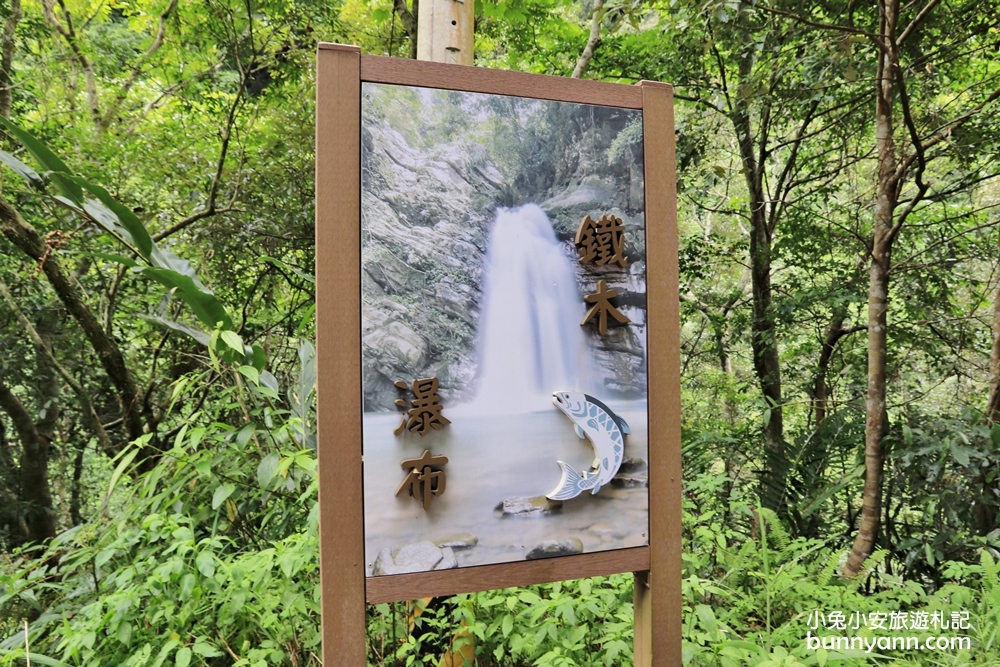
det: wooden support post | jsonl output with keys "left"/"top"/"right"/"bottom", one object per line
{"left": 316, "top": 42, "right": 367, "bottom": 666}
{"left": 640, "top": 79, "right": 682, "bottom": 666}
{"left": 417, "top": 0, "right": 474, "bottom": 65}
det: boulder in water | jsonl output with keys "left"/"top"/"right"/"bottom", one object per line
{"left": 496, "top": 495, "right": 563, "bottom": 516}
{"left": 371, "top": 541, "right": 458, "bottom": 576}
{"left": 525, "top": 538, "right": 584, "bottom": 560}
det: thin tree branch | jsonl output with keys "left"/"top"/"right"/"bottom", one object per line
{"left": 98, "top": 0, "right": 178, "bottom": 131}
{"left": 897, "top": 0, "right": 943, "bottom": 44}
{"left": 153, "top": 90, "right": 243, "bottom": 242}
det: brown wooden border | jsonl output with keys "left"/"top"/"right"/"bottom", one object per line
{"left": 317, "top": 43, "right": 681, "bottom": 666}
{"left": 358, "top": 51, "right": 643, "bottom": 108}
{"left": 366, "top": 547, "right": 649, "bottom": 604}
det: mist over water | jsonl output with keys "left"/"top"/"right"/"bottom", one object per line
{"left": 468, "top": 204, "right": 590, "bottom": 414}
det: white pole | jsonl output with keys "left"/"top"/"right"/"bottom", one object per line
{"left": 417, "top": 0, "right": 474, "bottom": 65}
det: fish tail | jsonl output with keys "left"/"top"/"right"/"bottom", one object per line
{"left": 546, "top": 461, "right": 587, "bottom": 501}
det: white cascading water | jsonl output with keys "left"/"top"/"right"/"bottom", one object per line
{"left": 468, "top": 204, "right": 590, "bottom": 414}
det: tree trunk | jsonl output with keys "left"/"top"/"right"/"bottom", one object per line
{"left": 844, "top": 4, "right": 898, "bottom": 575}
{"left": 986, "top": 235, "right": 1000, "bottom": 423}
{"left": 0, "top": 376, "right": 57, "bottom": 542}
{"left": 393, "top": 0, "right": 419, "bottom": 59}
{"left": 732, "top": 83, "right": 784, "bottom": 459}
{"left": 813, "top": 315, "right": 845, "bottom": 426}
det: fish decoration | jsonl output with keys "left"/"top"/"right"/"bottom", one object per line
{"left": 547, "top": 391, "right": 631, "bottom": 501}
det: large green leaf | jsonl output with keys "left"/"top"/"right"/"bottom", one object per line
{"left": 0, "top": 149, "right": 45, "bottom": 189}
{"left": 141, "top": 267, "right": 233, "bottom": 330}
{"left": 0, "top": 116, "right": 82, "bottom": 203}
{"left": 71, "top": 177, "right": 153, "bottom": 260}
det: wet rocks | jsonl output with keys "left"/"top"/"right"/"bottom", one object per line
{"left": 526, "top": 538, "right": 584, "bottom": 560}
{"left": 611, "top": 471, "right": 648, "bottom": 488}
{"left": 619, "top": 457, "right": 647, "bottom": 473}
{"left": 434, "top": 532, "right": 479, "bottom": 550}
{"left": 496, "top": 496, "right": 563, "bottom": 517}
{"left": 372, "top": 541, "right": 458, "bottom": 576}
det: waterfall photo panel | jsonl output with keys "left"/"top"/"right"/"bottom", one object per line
{"left": 359, "top": 81, "right": 650, "bottom": 578}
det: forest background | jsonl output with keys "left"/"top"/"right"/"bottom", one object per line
{"left": 0, "top": 0, "right": 998, "bottom": 665}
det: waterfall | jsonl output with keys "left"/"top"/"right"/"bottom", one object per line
{"left": 469, "top": 204, "right": 590, "bottom": 414}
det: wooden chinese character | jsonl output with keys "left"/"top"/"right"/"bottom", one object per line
{"left": 581, "top": 279, "right": 630, "bottom": 335}
{"left": 575, "top": 214, "right": 628, "bottom": 268}
{"left": 395, "top": 449, "right": 448, "bottom": 510}
{"left": 394, "top": 377, "right": 451, "bottom": 436}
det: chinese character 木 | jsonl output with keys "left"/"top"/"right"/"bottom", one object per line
{"left": 395, "top": 449, "right": 448, "bottom": 511}
{"left": 575, "top": 214, "right": 628, "bottom": 268}
{"left": 394, "top": 377, "right": 451, "bottom": 436}
{"left": 581, "top": 279, "right": 630, "bottom": 335}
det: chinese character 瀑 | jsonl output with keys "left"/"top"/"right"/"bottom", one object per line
{"left": 575, "top": 214, "right": 628, "bottom": 268}
{"left": 395, "top": 449, "right": 448, "bottom": 511}
{"left": 868, "top": 612, "right": 888, "bottom": 630}
{"left": 581, "top": 279, "right": 630, "bottom": 336}
{"left": 806, "top": 609, "right": 826, "bottom": 631}
{"left": 889, "top": 611, "right": 909, "bottom": 631}
{"left": 951, "top": 610, "right": 970, "bottom": 630}
{"left": 827, "top": 611, "right": 846, "bottom": 630}
{"left": 848, "top": 611, "right": 867, "bottom": 630}
{"left": 910, "top": 611, "right": 929, "bottom": 630}
{"left": 394, "top": 377, "right": 451, "bottom": 436}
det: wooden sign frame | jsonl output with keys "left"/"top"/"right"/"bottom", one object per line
{"left": 315, "top": 42, "right": 681, "bottom": 666}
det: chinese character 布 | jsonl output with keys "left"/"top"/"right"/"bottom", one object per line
{"left": 395, "top": 449, "right": 448, "bottom": 511}
{"left": 394, "top": 377, "right": 451, "bottom": 436}
{"left": 581, "top": 280, "right": 630, "bottom": 336}
{"left": 575, "top": 214, "right": 628, "bottom": 268}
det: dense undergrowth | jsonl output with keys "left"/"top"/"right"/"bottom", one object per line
{"left": 1, "top": 373, "right": 998, "bottom": 666}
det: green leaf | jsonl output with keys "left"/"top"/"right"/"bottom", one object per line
{"left": 951, "top": 444, "right": 971, "bottom": 467}
{"left": 195, "top": 551, "right": 215, "bottom": 578}
{"left": 220, "top": 330, "right": 244, "bottom": 353}
{"left": 104, "top": 446, "right": 140, "bottom": 505}
{"left": 141, "top": 267, "right": 233, "bottom": 330}
{"left": 257, "top": 452, "right": 280, "bottom": 488}
{"left": 192, "top": 642, "right": 222, "bottom": 658}
{"left": 991, "top": 424, "right": 1000, "bottom": 450}
{"left": 238, "top": 365, "right": 259, "bottom": 385}
{"left": 17, "top": 655, "right": 69, "bottom": 667}
{"left": 0, "top": 117, "right": 82, "bottom": 203}
{"left": 175, "top": 646, "right": 192, "bottom": 667}
{"left": 71, "top": 177, "right": 153, "bottom": 259}
{"left": 212, "top": 483, "right": 236, "bottom": 510}
{"left": 251, "top": 344, "right": 267, "bottom": 371}
{"left": 94, "top": 252, "right": 140, "bottom": 268}
{"left": 0, "top": 149, "right": 45, "bottom": 189}
{"left": 139, "top": 315, "right": 211, "bottom": 346}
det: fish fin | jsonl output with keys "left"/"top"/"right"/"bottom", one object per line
{"left": 590, "top": 483, "right": 602, "bottom": 496}
{"left": 546, "top": 461, "right": 584, "bottom": 501}
{"left": 618, "top": 417, "right": 631, "bottom": 435}
{"left": 575, "top": 424, "right": 586, "bottom": 439}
